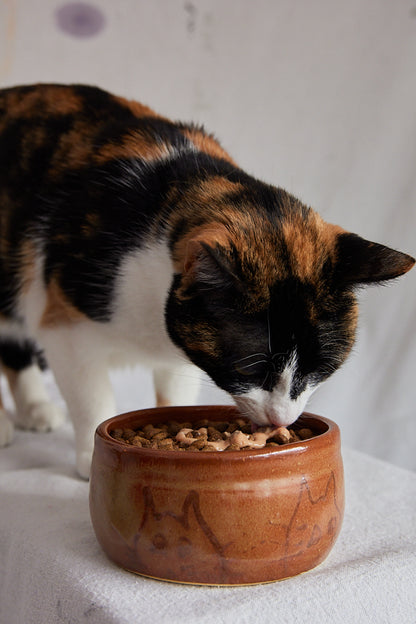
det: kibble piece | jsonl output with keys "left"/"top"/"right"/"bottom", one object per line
{"left": 149, "top": 428, "right": 164, "bottom": 438}
{"left": 207, "top": 427, "right": 223, "bottom": 441}
{"left": 225, "top": 422, "right": 239, "bottom": 434}
{"left": 122, "top": 428, "right": 136, "bottom": 441}
{"left": 158, "top": 438, "right": 175, "bottom": 449}
{"left": 189, "top": 439, "right": 207, "bottom": 450}
{"left": 112, "top": 428, "right": 124, "bottom": 439}
{"left": 214, "top": 422, "right": 229, "bottom": 433}
{"left": 273, "top": 427, "right": 291, "bottom": 444}
{"left": 152, "top": 431, "right": 169, "bottom": 441}
{"left": 167, "top": 421, "right": 182, "bottom": 436}
{"left": 131, "top": 436, "right": 144, "bottom": 447}
{"left": 142, "top": 424, "right": 157, "bottom": 439}
{"left": 298, "top": 428, "right": 314, "bottom": 440}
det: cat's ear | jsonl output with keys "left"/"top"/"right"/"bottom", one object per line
{"left": 177, "top": 226, "right": 238, "bottom": 294}
{"left": 336, "top": 232, "right": 415, "bottom": 286}
{"left": 183, "top": 238, "right": 237, "bottom": 289}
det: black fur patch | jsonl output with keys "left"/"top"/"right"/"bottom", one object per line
{"left": 0, "top": 338, "right": 39, "bottom": 371}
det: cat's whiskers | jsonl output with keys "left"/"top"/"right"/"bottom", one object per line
{"left": 233, "top": 352, "right": 269, "bottom": 365}
{"left": 235, "top": 360, "right": 269, "bottom": 372}
{"left": 166, "top": 372, "right": 215, "bottom": 389}
{"left": 267, "top": 308, "right": 272, "bottom": 355}
{"left": 271, "top": 352, "right": 288, "bottom": 360}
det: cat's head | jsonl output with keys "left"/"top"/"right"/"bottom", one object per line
{"left": 166, "top": 182, "right": 414, "bottom": 426}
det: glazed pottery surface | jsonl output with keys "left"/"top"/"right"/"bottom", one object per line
{"left": 89, "top": 405, "right": 344, "bottom": 585}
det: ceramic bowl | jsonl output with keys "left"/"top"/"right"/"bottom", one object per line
{"left": 89, "top": 405, "right": 344, "bottom": 585}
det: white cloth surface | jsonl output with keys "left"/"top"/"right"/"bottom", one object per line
{"left": 1, "top": 420, "right": 416, "bottom": 624}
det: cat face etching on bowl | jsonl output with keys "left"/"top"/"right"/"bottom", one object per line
{"left": 282, "top": 472, "right": 342, "bottom": 571}
{"left": 130, "top": 487, "right": 229, "bottom": 582}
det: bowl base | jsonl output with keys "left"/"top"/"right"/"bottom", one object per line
{"left": 121, "top": 565, "right": 310, "bottom": 587}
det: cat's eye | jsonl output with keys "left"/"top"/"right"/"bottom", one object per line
{"left": 234, "top": 363, "right": 258, "bottom": 376}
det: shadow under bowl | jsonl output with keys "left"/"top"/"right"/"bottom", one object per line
{"left": 89, "top": 405, "right": 344, "bottom": 585}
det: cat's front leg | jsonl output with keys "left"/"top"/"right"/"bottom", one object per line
{"left": 40, "top": 326, "right": 116, "bottom": 479}
{"left": 3, "top": 364, "right": 65, "bottom": 432}
{"left": 0, "top": 400, "right": 14, "bottom": 447}
{"left": 153, "top": 364, "right": 201, "bottom": 408}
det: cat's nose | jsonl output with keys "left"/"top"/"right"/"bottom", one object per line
{"left": 265, "top": 406, "right": 298, "bottom": 428}
{"left": 232, "top": 393, "right": 300, "bottom": 427}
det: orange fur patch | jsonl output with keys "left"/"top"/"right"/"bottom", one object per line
{"left": 176, "top": 321, "right": 219, "bottom": 359}
{"left": 18, "top": 239, "right": 37, "bottom": 294}
{"left": 195, "top": 176, "right": 243, "bottom": 204}
{"left": 282, "top": 213, "right": 345, "bottom": 281}
{"left": 81, "top": 212, "right": 101, "bottom": 237}
{"left": 41, "top": 278, "right": 87, "bottom": 327}
{"left": 38, "top": 86, "right": 82, "bottom": 115}
{"left": 183, "top": 128, "right": 236, "bottom": 166}
{"left": 1, "top": 86, "right": 82, "bottom": 121}
{"left": 48, "top": 123, "right": 96, "bottom": 175}
{"left": 113, "top": 95, "right": 163, "bottom": 120}
{"left": 95, "top": 130, "right": 170, "bottom": 164}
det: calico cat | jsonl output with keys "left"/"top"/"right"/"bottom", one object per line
{"left": 0, "top": 84, "right": 414, "bottom": 478}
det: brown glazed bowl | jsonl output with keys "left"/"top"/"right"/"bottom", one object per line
{"left": 89, "top": 405, "right": 344, "bottom": 585}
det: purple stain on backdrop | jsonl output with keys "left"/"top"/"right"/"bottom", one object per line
{"left": 55, "top": 2, "right": 106, "bottom": 39}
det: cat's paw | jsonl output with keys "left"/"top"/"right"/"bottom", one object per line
{"left": 15, "top": 401, "right": 65, "bottom": 432}
{"left": 0, "top": 410, "right": 14, "bottom": 447}
{"left": 76, "top": 449, "right": 93, "bottom": 480}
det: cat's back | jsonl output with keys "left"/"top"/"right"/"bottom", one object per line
{"left": 0, "top": 83, "right": 233, "bottom": 180}
{"left": 0, "top": 83, "right": 162, "bottom": 127}
{"left": 0, "top": 83, "right": 173, "bottom": 177}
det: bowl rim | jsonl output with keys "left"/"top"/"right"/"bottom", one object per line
{"left": 94, "top": 405, "right": 339, "bottom": 462}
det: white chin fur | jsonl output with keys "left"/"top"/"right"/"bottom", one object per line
{"left": 233, "top": 384, "right": 316, "bottom": 427}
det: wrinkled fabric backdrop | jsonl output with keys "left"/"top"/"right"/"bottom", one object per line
{"left": 1, "top": 0, "right": 415, "bottom": 469}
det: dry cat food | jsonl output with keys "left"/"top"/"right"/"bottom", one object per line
{"left": 110, "top": 417, "right": 317, "bottom": 452}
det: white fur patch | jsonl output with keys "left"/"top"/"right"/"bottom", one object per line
{"left": 110, "top": 241, "right": 192, "bottom": 368}
{"left": 233, "top": 353, "right": 317, "bottom": 427}
{"left": 10, "top": 364, "right": 65, "bottom": 432}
